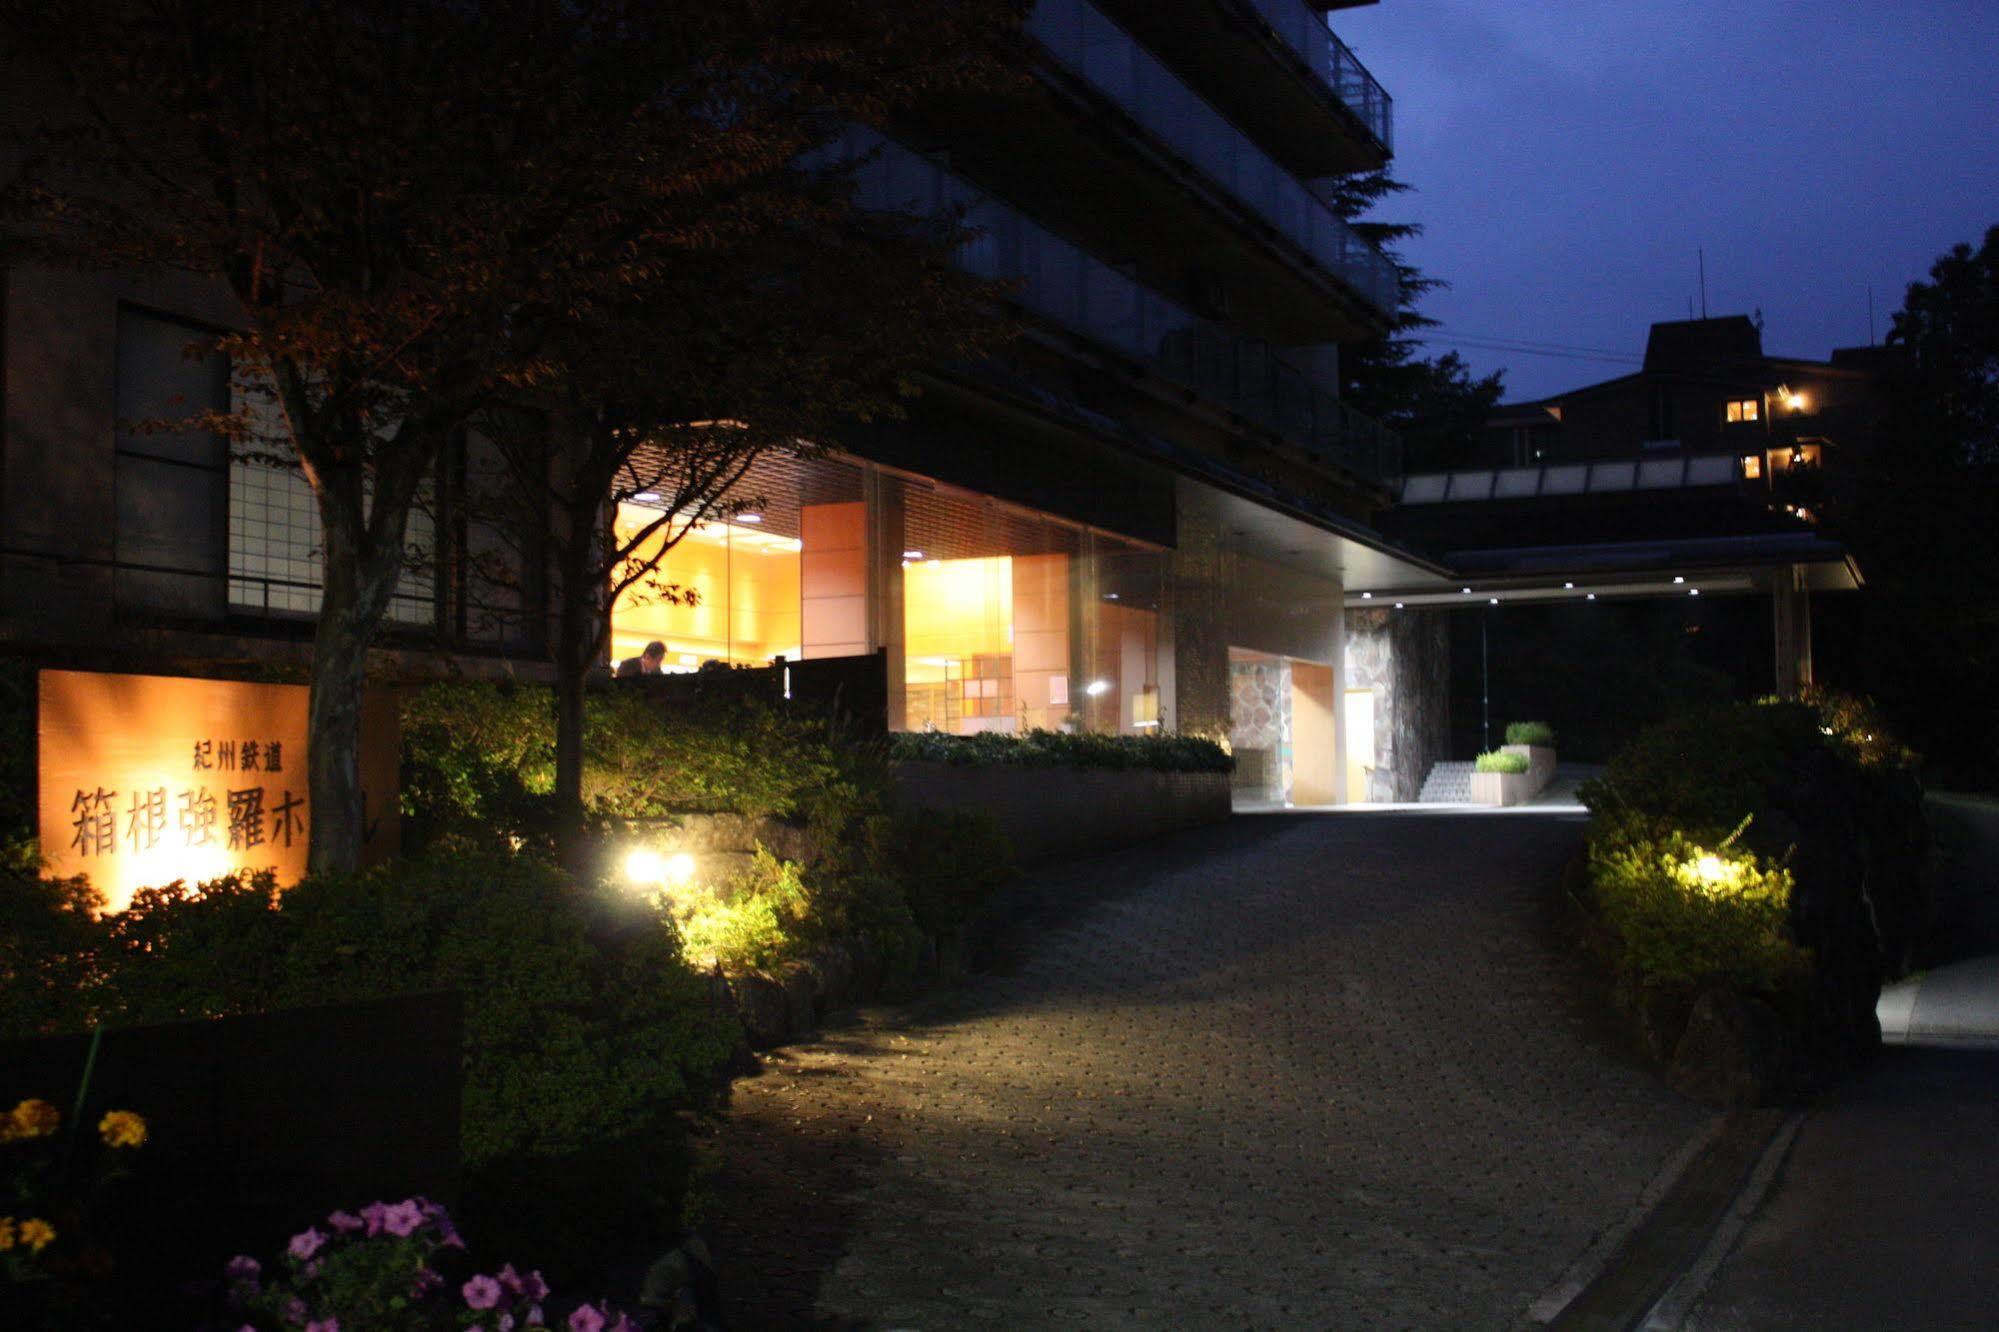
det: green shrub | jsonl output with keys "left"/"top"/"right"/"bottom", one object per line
{"left": 675, "top": 848, "right": 811, "bottom": 972}
{"left": 1578, "top": 701, "right": 1834, "bottom": 841}
{"left": 401, "top": 682, "right": 891, "bottom": 851}
{"left": 885, "top": 807, "right": 1015, "bottom": 938}
{"left": 58, "top": 847, "right": 740, "bottom": 1275}
{"left": 0, "top": 846, "right": 106, "bottom": 1040}
{"left": 887, "top": 728, "right": 1232, "bottom": 773}
{"left": 0, "top": 657, "right": 32, "bottom": 842}
{"left": 1505, "top": 720, "right": 1556, "bottom": 747}
{"left": 1474, "top": 750, "right": 1530, "bottom": 774}
{"left": 91, "top": 852, "right": 734, "bottom": 1167}
{"left": 1586, "top": 820, "right": 1807, "bottom": 992}
{"left": 1771, "top": 686, "right": 1917, "bottom": 771}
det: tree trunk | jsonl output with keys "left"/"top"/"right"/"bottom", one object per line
{"left": 552, "top": 546, "right": 593, "bottom": 851}
{"left": 304, "top": 440, "right": 427, "bottom": 876}
{"left": 547, "top": 428, "right": 614, "bottom": 856}
{"left": 306, "top": 515, "right": 406, "bottom": 875}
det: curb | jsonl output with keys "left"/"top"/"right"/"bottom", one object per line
{"left": 1531, "top": 1109, "right": 1796, "bottom": 1331}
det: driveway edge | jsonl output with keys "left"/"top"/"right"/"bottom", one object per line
{"left": 1532, "top": 1109, "right": 1795, "bottom": 1331}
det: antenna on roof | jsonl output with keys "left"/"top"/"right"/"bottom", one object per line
{"left": 1867, "top": 284, "right": 1877, "bottom": 346}
{"left": 1697, "top": 248, "right": 1708, "bottom": 320}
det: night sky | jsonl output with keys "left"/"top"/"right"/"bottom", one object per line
{"left": 1330, "top": 2, "right": 1999, "bottom": 401}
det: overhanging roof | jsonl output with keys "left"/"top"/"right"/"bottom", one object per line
{"left": 1344, "top": 530, "right": 1862, "bottom": 608}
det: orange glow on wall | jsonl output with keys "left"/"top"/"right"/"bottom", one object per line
{"left": 38, "top": 670, "right": 314, "bottom": 912}
{"left": 904, "top": 557, "right": 1014, "bottom": 665}
{"left": 610, "top": 503, "right": 802, "bottom": 669}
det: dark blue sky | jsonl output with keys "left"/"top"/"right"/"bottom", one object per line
{"left": 1330, "top": 2, "right": 1999, "bottom": 401}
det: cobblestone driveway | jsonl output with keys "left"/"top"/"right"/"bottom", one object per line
{"left": 709, "top": 813, "right": 1710, "bottom": 1330}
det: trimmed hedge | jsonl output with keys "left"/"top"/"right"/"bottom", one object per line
{"left": 401, "top": 682, "right": 886, "bottom": 847}
{"left": 1474, "top": 750, "right": 1530, "bottom": 775}
{"left": 1504, "top": 720, "right": 1556, "bottom": 747}
{"left": 887, "top": 728, "right": 1232, "bottom": 773}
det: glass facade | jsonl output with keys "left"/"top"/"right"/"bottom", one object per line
{"left": 605, "top": 454, "right": 1170, "bottom": 739}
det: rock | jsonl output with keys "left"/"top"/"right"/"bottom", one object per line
{"left": 811, "top": 941, "right": 855, "bottom": 1012}
{"left": 779, "top": 960, "right": 818, "bottom": 1039}
{"left": 1669, "top": 989, "right": 1784, "bottom": 1107}
{"left": 1632, "top": 983, "right": 1694, "bottom": 1063}
{"left": 730, "top": 971, "right": 789, "bottom": 1049}
{"left": 640, "top": 1249, "right": 695, "bottom": 1307}
{"left": 665, "top": 1285, "right": 704, "bottom": 1330}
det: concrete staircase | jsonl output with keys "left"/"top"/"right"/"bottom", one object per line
{"left": 1417, "top": 760, "right": 1475, "bottom": 804}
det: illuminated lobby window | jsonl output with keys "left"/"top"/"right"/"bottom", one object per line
{"left": 607, "top": 452, "right": 862, "bottom": 670}
{"left": 899, "top": 481, "right": 1164, "bottom": 736}
{"left": 1725, "top": 397, "right": 1760, "bottom": 424}
{"left": 610, "top": 505, "right": 803, "bottom": 670}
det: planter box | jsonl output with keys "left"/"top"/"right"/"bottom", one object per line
{"left": 1470, "top": 769, "right": 1535, "bottom": 806}
{"left": 1501, "top": 743, "right": 1558, "bottom": 795}
{"left": 894, "top": 761, "right": 1231, "bottom": 866}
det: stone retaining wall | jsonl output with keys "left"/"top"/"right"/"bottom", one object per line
{"left": 892, "top": 761, "right": 1232, "bottom": 865}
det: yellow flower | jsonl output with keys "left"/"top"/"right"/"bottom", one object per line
{"left": 0, "top": 1217, "right": 16, "bottom": 1251}
{"left": 8, "top": 1099, "right": 61, "bottom": 1140}
{"left": 18, "top": 1218, "right": 55, "bottom": 1254}
{"left": 98, "top": 1109, "right": 148, "bottom": 1149}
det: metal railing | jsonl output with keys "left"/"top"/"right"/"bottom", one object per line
{"left": 1027, "top": 0, "right": 1398, "bottom": 315}
{"left": 1240, "top": 0, "right": 1394, "bottom": 154}
{"left": 840, "top": 129, "right": 1402, "bottom": 485}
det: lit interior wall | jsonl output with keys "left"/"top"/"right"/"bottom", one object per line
{"left": 609, "top": 502, "right": 802, "bottom": 669}
{"left": 801, "top": 501, "right": 867, "bottom": 658}
{"left": 904, "top": 555, "right": 1016, "bottom": 732}
{"left": 1012, "top": 553, "right": 1071, "bottom": 731}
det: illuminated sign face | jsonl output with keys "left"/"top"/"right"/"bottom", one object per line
{"left": 39, "top": 670, "right": 314, "bottom": 911}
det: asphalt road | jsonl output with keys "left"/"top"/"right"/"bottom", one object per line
{"left": 708, "top": 812, "right": 1713, "bottom": 1330}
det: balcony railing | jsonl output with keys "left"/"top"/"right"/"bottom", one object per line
{"left": 1026, "top": 0, "right": 1399, "bottom": 317}
{"left": 1240, "top": 0, "right": 1394, "bottom": 154}
{"left": 839, "top": 129, "right": 1402, "bottom": 486}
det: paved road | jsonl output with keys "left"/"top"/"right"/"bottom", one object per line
{"left": 709, "top": 813, "right": 1712, "bottom": 1330}
{"left": 1675, "top": 794, "right": 1999, "bottom": 1331}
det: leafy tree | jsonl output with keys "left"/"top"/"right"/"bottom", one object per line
{"left": 473, "top": 166, "right": 1015, "bottom": 840}
{"left": 1826, "top": 225, "right": 1999, "bottom": 782}
{"left": 1325, "top": 170, "right": 1504, "bottom": 472}
{"left": 0, "top": 0, "right": 1025, "bottom": 870}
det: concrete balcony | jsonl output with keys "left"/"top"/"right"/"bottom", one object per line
{"left": 1090, "top": 0, "right": 1392, "bottom": 178}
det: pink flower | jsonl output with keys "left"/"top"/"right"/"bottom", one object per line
{"left": 521, "top": 1270, "right": 550, "bottom": 1302}
{"left": 327, "top": 1210, "right": 364, "bottom": 1234}
{"left": 359, "top": 1201, "right": 390, "bottom": 1236}
{"left": 463, "top": 1274, "right": 505, "bottom": 1310}
{"left": 607, "top": 1316, "right": 635, "bottom": 1332}
{"left": 287, "top": 1227, "right": 327, "bottom": 1261}
{"left": 567, "top": 1305, "right": 605, "bottom": 1332}
{"left": 305, "top": 1321, "right": 339, "bottom": 1332}
{"left": 415, "top": 1196, "right": 466, "bottom": 1247}
{"left": 224, "top": 1254, "right": 261, "bottom": 1283}
{"left": 382, "top": 1199, "right": 425, "bottom": 1237}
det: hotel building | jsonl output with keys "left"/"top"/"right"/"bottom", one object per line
{"left": 5, "top": 0, "right": 1470, "bottom": 823}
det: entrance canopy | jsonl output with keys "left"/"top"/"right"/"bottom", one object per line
{"left": 1343, "top": 530, "right": 1861, "bottom": 609}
